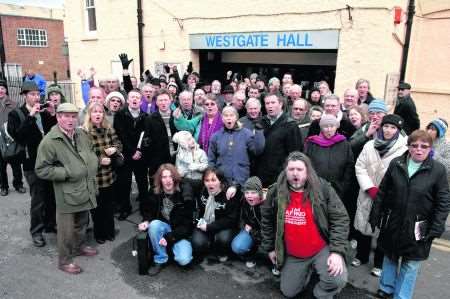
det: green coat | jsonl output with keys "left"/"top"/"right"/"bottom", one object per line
{"left": 35, "top": 126, "right": 98, "bottom": 213}
{"left": 260, "top": 171, "right": 350, "bottom": 267}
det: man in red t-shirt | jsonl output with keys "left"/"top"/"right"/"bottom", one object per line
{"left": 261, "top": 151, "right": 350, "bottom": 298}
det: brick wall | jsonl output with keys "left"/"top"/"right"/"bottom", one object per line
{"left": 1, "top": 15, "right": 69, "bottom": 80}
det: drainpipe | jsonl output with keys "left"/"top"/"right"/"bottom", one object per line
{"left": 399, "top": 0, "right": 415, "bottom": 82}
{"left": 137, "top": 0, "right": 145, "bottom": 81}
{"left": 0, "top": 16, "right": 6, "bottom": 77}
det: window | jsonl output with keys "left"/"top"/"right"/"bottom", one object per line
{"left": 17, "top": 28, "right": 48, "bottom": 47}
{"left": 85, "top": 0, "right": 97, "bottom": 32}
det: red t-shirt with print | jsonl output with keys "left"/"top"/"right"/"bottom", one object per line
{"left": 284, "top": 191, "right": 326, "bottom": 258}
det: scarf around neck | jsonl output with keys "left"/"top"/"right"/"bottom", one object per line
{"left": 306, "top": 132, "right": 346, "bottom": 148}
{"left": 374, "top": 129, "right": 399, "bottom": 157}
{"left": 198, "top": 112, "right": 223, "bottom": 153}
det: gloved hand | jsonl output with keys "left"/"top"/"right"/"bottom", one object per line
{"left": 119, "top": 53, "right": 133, "bottom": 69}
{"left": 187, "top": 61, "right": 193, "bottom": 73}
{"left": 366, "top": 187, "right": 379, "bottom": 200}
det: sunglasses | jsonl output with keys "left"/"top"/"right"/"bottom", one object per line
{"left": 409, "top": 144, "right": 430, "bottom": 149}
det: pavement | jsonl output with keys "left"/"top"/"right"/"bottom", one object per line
{"left": 1, "top": 179, "right": 449, "bottom": 299}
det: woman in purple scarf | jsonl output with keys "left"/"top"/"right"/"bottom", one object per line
{"left": 305, "top": 114, "right": 354, "bottom": 200}
{"left": 198, "top": 95, "right": 223, "bottom": 153}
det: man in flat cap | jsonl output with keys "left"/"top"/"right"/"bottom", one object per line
{"left": 394, "top": 82, "right": 420, "bottom": 135}
{"left": 35, "top": 103, "right": 99, "bottom": 274}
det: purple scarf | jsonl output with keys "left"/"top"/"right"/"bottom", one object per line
{"left": 198, "top": 112, "right": 223, "bottom": 153}
{"left": 305, "top": 132, "right": 346, "bottom": 149}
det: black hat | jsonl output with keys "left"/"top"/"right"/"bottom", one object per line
{"left": 223, "top": 84, "right": 234, "bottom": 94}
{"left": 21, "top": 81, "right": 39, "bottom": 94}
{"left": 150, "top": 78, "right": 160, "bottom": 86}
{"left": 381, "top": 114, "right": 404, "bottom": 130}
{"left": 0, "top": 78, "right": 7, "bottom": 95}
{"left": 398, "top": 82, "right": 411, "bottom": 90}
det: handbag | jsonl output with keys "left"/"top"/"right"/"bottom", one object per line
{"left": 110, "top": 151, "right": 124, "bottom": 169}
{"left": 0, "top": 122, "right": 24, "bottom": 161}
{"left": 133, "top": 231, "right": 152, "bottom": 275}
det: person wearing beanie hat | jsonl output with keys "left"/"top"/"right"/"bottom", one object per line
{"left": 41, "top": 84, "right": 66, "bottom": 134}
{"left": 353, "top": 113, "right": 408, "bottom": 276}
{"left": 0, "top": 77, "right": 25, "bottom": 197}
{"left": 319, "top": 114, "right": 340, "bottom": 129}
{"left": 231, "top": 175, "right": 265, "bottom": 268}
{"left": 104, "top": 91, "right": 125, "bottom": 125}
{"left": 260, "top": 151, "right": 350, "bottom": 295}
{"left": 368, "top": 99, "right": 388, "bottom": 114}
{"left": 394, "top": 82, "right": 420, "bottom": 135}
{"left": 427, "top": 118, "right": 450, "bottom": 184}
{"left": 46, "top": 84, "right": 66, "bottom": 103}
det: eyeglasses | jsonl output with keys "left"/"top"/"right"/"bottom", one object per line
{"left": 204, "top": 102, "right": 216, "bottom": 106}
{"left": 409, "top": 144, "right": 430, "bottom": 149}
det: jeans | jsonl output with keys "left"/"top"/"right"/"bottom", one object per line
{"left": 231, "top": 230, "right": 254, "bottom": 255}
{"left": 148, "top": 220, "right": 192, "bottom": 266}
{"left": 380, "top": 256, "right": 421, "bottom": 299}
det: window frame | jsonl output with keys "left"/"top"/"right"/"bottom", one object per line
{"left": 17, "top": 28, "right": 48, "bottom": 48}
{"left": 85, "top": 0, "right": 97, "bottom": 35}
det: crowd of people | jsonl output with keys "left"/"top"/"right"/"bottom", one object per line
{"left": 0, "top": 53, "right": 449, "bottom": 299}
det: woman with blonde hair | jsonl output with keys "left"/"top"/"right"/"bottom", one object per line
{"left": 83, "top": 102, "right": 122, "bottom": 244}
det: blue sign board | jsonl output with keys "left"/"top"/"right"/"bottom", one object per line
{"left": 189, "top": 30, "right": 339, "bottom": 50}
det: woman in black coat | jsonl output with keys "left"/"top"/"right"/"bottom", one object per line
{"left": 305, "top": 114, "right": 354, "bottom": 200}
{"left": 369, "top": 130, "right": 450, "bottom": 299}
{"left": 191, "top": 167, "right": 241, "bottom": 262}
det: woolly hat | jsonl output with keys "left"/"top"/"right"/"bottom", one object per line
{"left": 223, "top": 84, "right": 234, "bottom": 94}
{"left": 381, "top": 114, "right": 404, "bottom": 130}
{"left": 167, "top": 82, "right": 178, "bottom": 90}
{"left": 243, "top": 176, "right": 263, "bottom": 197}
{"left": 21, "top": 81, "right": 39, "bottom": 94}
{"left": 368, "top": 99, "right": 388, "bottom": 113}
{"left": 319, "top": 114, "right": 340, "bottom": 128}
{"left": 172, "top": 130, "right": 195, "bottom": 149}
{"left": 105, "top": 91, "right": 125, "bottom": 106}
{"left": 46, "top": 84, "right": 65, "bottom": 102}
{"left": 428, "top": 118, "right": 448, "bottom": 139}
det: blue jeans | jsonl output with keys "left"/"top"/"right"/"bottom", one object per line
{"left": 380, "top": 256, "right": 421, "bottom": 299}
{"left": 148, "top": 220, "right": 192, "bottom": 266}
{"left": 231, "top": 230, "right": 254, "bottom": 255}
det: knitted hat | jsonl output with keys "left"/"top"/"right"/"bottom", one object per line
{"left": 243, "top": 176, "right": 263, "bottom": 197}
{"left": 368, "top": 99, "right": 388, "bottom": 113}
{"left": 381, "top": 114, "right": 404, "bottom": 130}
{"left": 105, "top": 91, "right": 125, "bottom": 106}
{"left": 172, "top": 130, "right": 195, "bottom": 149}
{"left": 319, "top": 114, "right": 340, "bottom": 128}
{"left": 21, "top": 81, "right": 39, "bottom": 94}
{"left": 46, "top": 84, "right": 65, "bottom": 102}
{"left": 428, "top": 118, "right": 448, "bottom": 138}
{"left": 167, "top": 82, "right": 178, "bottom": 90}
{"left": 223, "top": 84, "right": 234, "bottom": 94}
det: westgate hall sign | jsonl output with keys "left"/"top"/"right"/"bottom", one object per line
{"left": 189, "top": 30, "right": 339, "bottom": 50}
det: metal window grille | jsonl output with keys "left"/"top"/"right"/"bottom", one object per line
{"left": 17, "top": 28, "right": 48, "bottom": 47}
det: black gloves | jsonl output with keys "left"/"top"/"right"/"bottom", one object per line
{"left": 119, "top": 53, "right": 133, "bottom": 70}
{"left": 187, "top": 61, "right": 193, "bottom": 74}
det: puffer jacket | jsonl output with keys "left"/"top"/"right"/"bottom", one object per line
{"left": 260, "top": 171, "right": 350, "bottom": 267}
{"left": 354, "top": 135, "right": 407, "bottom": 235}
{"left": 208, "top": 125, "right": 265, "bottom": 187}
{"left": 369, "top": 152, "right": 450, "bottom": 261}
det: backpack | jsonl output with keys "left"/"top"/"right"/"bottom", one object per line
{"left": 0, "top": 109, "right": 26, "bottom": 161}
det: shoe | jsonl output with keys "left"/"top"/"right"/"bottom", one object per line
{"left": 106, "top": 236, "right": 115, "bottom": 242}
{"left": 371, "top": 267, "right": 382, "bottom": 277}
{"left": 351, "top": 258, "right": 361, "bottom": 267}
{"left": 59, "top": 263, "right": 82, "bottom": 274}
{"left": 245, "top": 260, "right": 256, "bottom": 268}
{"left": 15, "top": 186, "right": 26, "bottom": 194}
{"left": 271, "top": 265, "right": 280, "bottom": 276}
{"left": 118, "top": 210, "right": 131, "bottom": 221}
{"left": 0, "top": 188, "right": 8, "bottom": 196}
{"left": 79, "top": 246, "right": 98, "bottom": 256}
{"left": 148, "top": 263, "right": 165, "bottom": 276}
{"left": 376, "top": 289, "right": 393, "bottom": 299}
{"left": 44, "top": 227, "right": 57, "bottom": 234}
{"left": 32, "top": 234, "right": 46, "bottom": 247}
{"left": 218, "top": 255, "right": 228, "bottom": 263}
{"left": 96, "top": 239, "right": 106, "bottom": 244}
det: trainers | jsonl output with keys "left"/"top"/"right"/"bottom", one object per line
{"left": 371, "top": 267, "right": 382, "bottom": 277}
{"left": 218, "top": 255, "right": 228, "bottom": 263}
{"left": 351, "top": 258, "right": 361, "bottom": 267}
{"left": 0, "top": 188, "right": 8, "bottom": 196}
{"left": 245, "top": 260, "right": 256, "bottom": 268}
{"left": 271, "top": 265, "right": 280, "bottom": 276}
{"left": 148, "top": 263, "right": 165, "bottom": 276}
{"left": 376, "top": 289, "right": 393, "bottom": 299}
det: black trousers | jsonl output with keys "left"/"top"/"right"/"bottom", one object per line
{"left": 116, "top": 158, "right": 148, "bottom": 213}
{"left": 91, "top": 185, "right": 115, "bottom": 240}
{"left": 355, "top": 231, "right": 384, "bottom": 268}
{"left": 42, "top": 180, "right": 56, "bottom": 230}
{"left": 0, "top": 154, "right": 24, "bottom": 190}
{"left": 24, "top": 170, "right": 46, "bottom": 236}
{"left": 191, "top": 228, "right": 234, "bottom": 257}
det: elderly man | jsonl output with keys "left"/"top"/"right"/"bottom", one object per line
{"left": 268, "top": 77, "right": 281, "bottom": 95}
{"left": 261, "top": 152, "right": 349, "bottom": 298}
{"left": 79, "top": 87, "right": 106, "bottom": 123}
{"left": 355, "top": 79, "right": 375, "bottom": 105}
{"left": 342, "top": 88, "right": 359, "bottom": 115}
{"left": 308, "top": 95, "right": 355, "bottom": 138}
{"left": 290, "top": 98, "right": 310, "bottom": 125}
{"left": 287, "top": 84, "right": 302, "bottom": 110}
{"left": 394, "top": 82, "right": 420, "bottom": 135}
{"left": 35, "top": 103, "right": 99, "bottom": 274}
{"left": 232, "top": 90, "right": 247, "bottom": 118}
{"left": 239, "top": 97, "right": 262, "bottom": 131}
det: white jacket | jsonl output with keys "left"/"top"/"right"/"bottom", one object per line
{"left": 354, "top": 134, "right": 408, "bottom": 235}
